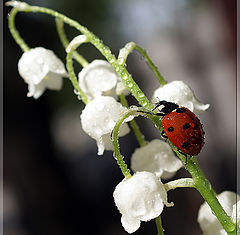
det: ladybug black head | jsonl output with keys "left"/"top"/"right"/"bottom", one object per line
{"left": 153, "top": 100, "right": 179, "bottom": 116}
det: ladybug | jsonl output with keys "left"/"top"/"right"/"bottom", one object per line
{"left": 153, "top": 100, "right": 205, "bottom": 156}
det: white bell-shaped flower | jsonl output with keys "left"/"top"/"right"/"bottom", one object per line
{"left": 80, "top": 96, "right": 131, "bottom": 155}
{"left": 152, "top": 80, "right": 209, "bottom": 113}
{"left": 113, "top": 171, "right": 173, "bottom": 234}
{"left": 197, "top": 191, "right": 240, "bottom": 235}
{"left": 78, "top": 59, "right": 129, "bottom": 100}
{"left": 18, "top": 47, "right": 68, "bottom": 99}
{"left": 131, "top": 139, "right": 182, "bottom": 179}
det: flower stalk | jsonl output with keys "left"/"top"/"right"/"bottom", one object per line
{"left": 55, "top": 19, "right": 89, "bottom": 68}
{"left": 8, "top": 8, "right": 30, "bottom": 52}
{"left": 119, "top": 94, "right": 147, "bottom": 147}
{"left": 66, "top": 49, "right": 89, "bottom": 104}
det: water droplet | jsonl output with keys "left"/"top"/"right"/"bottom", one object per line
{"left": 118, "top": 58, "right": 124, "bottom": 65}
{"left": 122, "top": 74, "right": 128, "bottom": 80}
{"left": 115, "top": 67, "right": 120, "bottom": 72}
{"left": 112, "top": 152, "right": 117, "bottom": 160}
{"left": 110, "top": 59, "right": 115, "bottom": 63}
{"left": 77, "top": 95, "right": 82, "bottom": 100}
{"left": 74, "top": 89, "right": 79, "bottom": 95}
{"left": 142, "top": 101, "right": 147, "bottom": 107}
{"left": 128, "top": 82, "right": 133, "bottom": 88}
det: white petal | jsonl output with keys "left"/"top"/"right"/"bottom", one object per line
{"left": 113, "top": 171, "right": 171, "bottom": 233}
{"left": 131, "top": 139, "right": 182, "bottom": 178}
{"left": 197, "top": 191, "right": 240, "bottom": 235}
{"left": 152, "top": 80, "right": 209, "bottom": 113}
{"left": 18, "top": 47, "right": 67, "bottom": 85}
{"left": 121, "top": 215, "right": 140, "bottom": 234}
{"left": 45, "top": 72, "right": 63, "bottom": 90}
{"left": 27, "top": 83, "right": 45, "bottom": 99}
{"left": 80, "top": 96, "right": 130, "bottom": 155}
{"left": 78, "top": 60, "right": 121, "bottom": 100}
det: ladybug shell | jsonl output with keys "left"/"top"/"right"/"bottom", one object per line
{"left": 162, "top": 108, "right": 204, "bottom": 156}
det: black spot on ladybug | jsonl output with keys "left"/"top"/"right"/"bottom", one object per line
{"left": 168, "top": 126, "right": 174, "bottom": 132}
{"left": 181, "top": 142, "right": 190, "bottom": 148}
{"left": 176, "top": 108, "right": 186, "bottom": 113}
{"left": 183, "top": 123, "right": 190, "bottom": 130}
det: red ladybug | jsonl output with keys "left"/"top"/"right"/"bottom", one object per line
{"left": 153, "top": 100, "right": 205, "bottom": 156}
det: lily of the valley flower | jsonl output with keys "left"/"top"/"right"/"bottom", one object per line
{"left": 113, "top": 171, "right": 173, "bottom": 234}
{"left": 80, "top": 96, "right": 131, "bottom": 155}
{"left": 197, "top": 191, "right": 240, "bottom": 235}
{"left": 18, "top": 47, "right": 68, "bottom": 99}
{"left": 131, "top": 139, "right": 182, "bottom": 179}
{"left": 78, "top": 59, "right": 129, "bottom": 100}
{"left": 152, "top": 80, "right": 209, "bottom": 113}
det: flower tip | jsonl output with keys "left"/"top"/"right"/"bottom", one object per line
{"left": 66, "top": 35, "right": 88, "bottom": 53}
{"left": 5, "top": 1, "right": 29, "bottom": 10}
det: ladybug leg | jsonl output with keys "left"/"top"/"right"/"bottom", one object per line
{"left": 161, "top": 130, "right": 168, "bottom": 141}
{"left": 177, "top": 149, "right": 188, "bottom": 165}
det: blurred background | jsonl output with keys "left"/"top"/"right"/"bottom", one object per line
{"left": 3, "top": 0, "right": 236, "bottom": 234}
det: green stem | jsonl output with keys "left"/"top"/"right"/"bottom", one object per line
{"left": 10, "top": 3, "right": 152, "bottom": 109}
{"left": 119, "top": 94, "right": 147, "bottom": 147}
{"left": 112, "top": 110, "right": 136, "bottom": 179}
{"left": 155, "top": 215, "right": 164, "bottom": 235}
{"left": 8, "top": 8, "right": 30, "bottom": 52}
{"left": 134, "top": 45, "right": 167, "bottom": 86}
{"left": 55, "top": 19, "right": 88, "bottom": 67}
{"left": 66, "top": 51, "right": 89, "bottom": 104}
{"left": 171, "top": 145, "right": 236, "bottom": 234}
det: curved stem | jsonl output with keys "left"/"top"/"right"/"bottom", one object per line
{"left": 118, "top": 42, "right": 167, "bottom": 86}
{"left": 112, "top": 107, "right": 152, "bottom": 178}
{"left": 55, "top": 19, "right": 88, "bottom": 67}
{"left": 66, "top": 51, "right": 89, "bottom": 104}
{"left": 134, "top": 45, "right": 166, "bottom": 85}
{"left": 112, "top": 110, "right": 135, "bottom": 179}
{"left": 8, "top": 8, "right": 30, "bottom": 52}
{"left": 119, "top": 94, "right": 147, "bottom": 147}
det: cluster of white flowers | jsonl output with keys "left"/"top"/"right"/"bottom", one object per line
{"left": 17, "top": 44, "right": 213, "bottom": 234}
